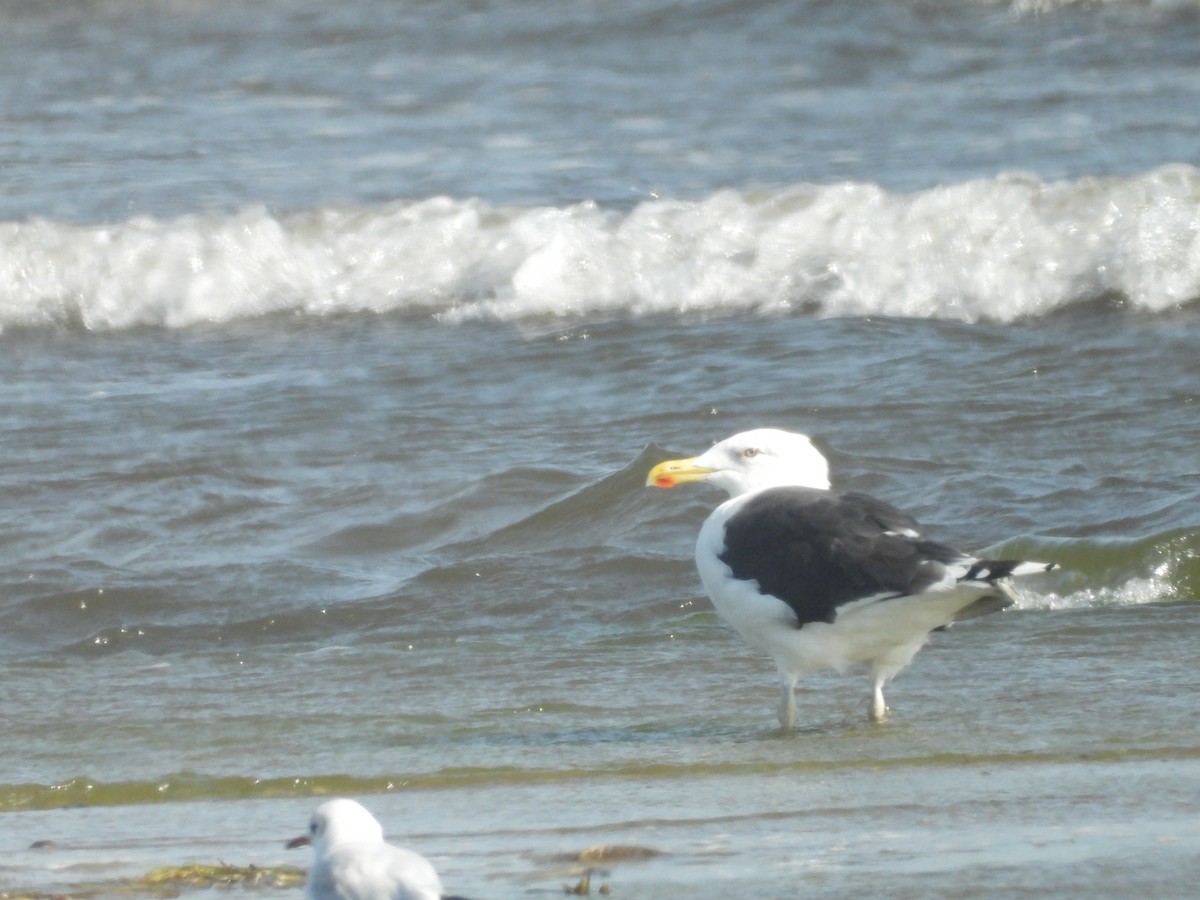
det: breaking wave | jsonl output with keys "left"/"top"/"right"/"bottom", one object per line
{"left": 3, "top": 166, "right": 1199, "bottom": 332}
{"left": 996, "top": 526, "right": 1200, "bottom": 611}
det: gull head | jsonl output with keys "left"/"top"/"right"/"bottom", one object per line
{"left": 647, "top": 428, "right": 831, "bottom": 498}
{"left": 287, "top": 798, "right": 385, "bottom": 853}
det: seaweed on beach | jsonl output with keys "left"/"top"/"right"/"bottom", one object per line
{"left": 0, "top": 862, "right": 305, "bottom": 900}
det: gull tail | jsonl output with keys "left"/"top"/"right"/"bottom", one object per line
{"left": 961, "top": 559, "right": 1058, "bottom": 583}
{"left": 943, "top": 557, "right": 1059, "bottom": 626}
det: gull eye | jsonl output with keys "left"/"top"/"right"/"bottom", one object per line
{"left": 309, "top": 820, "right": 318, "bottom": 835}
{"left": 741, "top": 448, "right": 760, "bottom": 459}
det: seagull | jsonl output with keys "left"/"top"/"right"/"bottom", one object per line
{"left": 647, "top": 428, "right": 1056, "bottom": 727}
{"left": 287, "top": 798, "right": 463, "bottom": 900}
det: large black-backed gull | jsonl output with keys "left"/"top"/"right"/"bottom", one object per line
{"left": 288, "top": 798, "right": 466, "bottom": 900}
{"left": 647, "top": 428, "right": 1056, "bottom": 727}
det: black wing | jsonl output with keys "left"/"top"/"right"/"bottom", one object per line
{"left": 717, "top": 486, "right": 966, "bottom": 627}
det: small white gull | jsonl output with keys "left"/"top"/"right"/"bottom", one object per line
{"left": 647, "top": 428, "right": 1056, "bottom": 727}
{"left": 288, "top": 798, "right": 464, "bottom": 900}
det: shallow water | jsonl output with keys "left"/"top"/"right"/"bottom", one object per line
{"left": 3, "top": 1, "right": 1200, "bottom": 898}
{"left": 3, "top": 314, "right": 1198, "bottom": 898}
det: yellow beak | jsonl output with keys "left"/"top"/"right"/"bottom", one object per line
{"left": 646, "top": 456, "right": 715, "bottom": 489}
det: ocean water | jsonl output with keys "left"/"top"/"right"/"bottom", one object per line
{"left": 2, "top": 1, "right": 1200, "bottom": 898}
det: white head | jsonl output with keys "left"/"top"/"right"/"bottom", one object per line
{"left": 295, "top": 799, "right": 385, "bottom": 854}
{"left": 646, "top": 428, "right": 831, "bottom": 497}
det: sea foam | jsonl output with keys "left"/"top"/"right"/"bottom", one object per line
{"left": 2, "top": 165, "right": 1198, "bottom": 331}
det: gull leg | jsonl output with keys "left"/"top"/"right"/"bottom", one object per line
{"left": 869, "top": 675, "right": 889, "bottom": 722}
{"left": 778, "top": 676, "right": 797, "bottom": 730}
